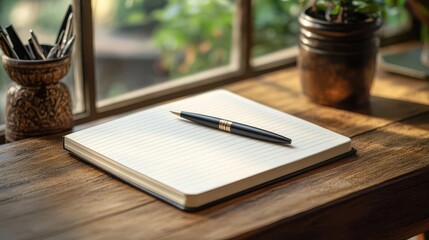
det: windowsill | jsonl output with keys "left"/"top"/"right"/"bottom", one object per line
{"left": 96, "top": 63, "right": 240, "bottom": 111}
{"left": 0, "top": 40, "right": 423, "bottom": 144}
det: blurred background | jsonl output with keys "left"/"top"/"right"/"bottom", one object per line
{"left": 0, "top": 0, "right": 411, "bottom": 125}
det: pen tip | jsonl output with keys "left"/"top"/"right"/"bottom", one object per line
{"left": 170, "top": 111, "right": 181, "bottom": 116}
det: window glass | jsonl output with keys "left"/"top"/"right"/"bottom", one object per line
{"left": 252, "top": 0, "right": 302, "bottom": 58}
{"left": 251, "top": 0, "right": 412, "bottom": 61}
{"left": 382, "top": 5, "right": 412, "bottom": 38}
{"left": 92, "top": 0, "right": 236, "bottom": 103}
{"left": 0, "top": 0, "right": 82, "bottom": 126}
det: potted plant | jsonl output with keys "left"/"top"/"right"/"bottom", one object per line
{"left": 298, "top": 0, "right": 384, "bottom": 108}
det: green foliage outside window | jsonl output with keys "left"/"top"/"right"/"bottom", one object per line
{"left": 252, "top": 0, "right": 305, "bottom": 57}
{"left": 151, "top": 0, "right": 234, "bottom": 78}
{"left": 150, "top": 0, "right": 308, "bottom": 76}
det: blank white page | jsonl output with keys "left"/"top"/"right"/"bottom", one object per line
{"left": 66, "top": 90, "right": 351, "bottom": 195}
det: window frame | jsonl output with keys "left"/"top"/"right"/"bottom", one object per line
{"left": 0, "top": 0, "right": 417, "bottom": 143}
{"left": 73, "top": 0, "right": 298, "bottom": 123}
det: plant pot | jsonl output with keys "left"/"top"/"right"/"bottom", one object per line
{"left": 298, "top": 8, "right": 382, "bottom": 108}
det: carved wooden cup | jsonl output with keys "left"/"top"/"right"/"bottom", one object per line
{"left": 2, "top": 54, "right": 73, "bottom": 142}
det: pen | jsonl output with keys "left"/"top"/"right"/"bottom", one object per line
{"left": 59, "top": 35, "right": 75, "bottom": 57}
{"left": 6, "top": 25, "right": 31, "bottom": 60}
{"left": 28, "top": 38, "right": 42, "bottom": 60}
{"left": 56, "top": 5, "right": 72, "bottom": 45}
{"left": 30, "top": 30, "right": 46, "bottom": 60}
{"left": 26, "top": 41, "right": 36, "bottom": 60}
{"left": 61, "top": 14, "right": 73, "bottom": 50}
{"left": 0, "top": 28, "right": 18, "bottom": 58}
{"left": 171, "top": 111, "right": 292, "bottom": 144}
{"left": 47, "top": 45, "right": 59, "bottom": 59}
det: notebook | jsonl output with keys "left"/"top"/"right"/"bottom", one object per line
{"left": 63, "top": 90, "right": 355, "bottom": 211}
{"left": 380, "top": 47, "right": 429, "bottom": 80}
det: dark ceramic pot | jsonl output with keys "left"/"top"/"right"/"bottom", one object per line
{"left": 298, "top": 8, "right": 382, "bottom": 108}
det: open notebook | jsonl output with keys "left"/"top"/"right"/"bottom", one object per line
{"left": 64, "top": 90, "right": 354, "bottom": 211}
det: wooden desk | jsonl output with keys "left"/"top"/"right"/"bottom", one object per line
{"left": 1, "top": 67, "right": 429, "bottom": 239}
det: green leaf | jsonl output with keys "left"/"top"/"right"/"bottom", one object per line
{"left": 331, "top": 4, "right": 340, "bottom": 15}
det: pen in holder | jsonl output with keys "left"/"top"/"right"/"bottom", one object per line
{"left": 2, "top": 45, "right": 73, "bottom": 142}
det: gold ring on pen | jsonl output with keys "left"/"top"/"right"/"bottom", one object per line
{"left": 219, "top": 119, "right": 232, "bottom": 132}
{"left": 225, "top": 120, "right": 232, "bottom": 132}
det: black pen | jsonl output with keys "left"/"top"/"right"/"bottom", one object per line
{"left": 171, "top": 111, "right": 292, "bottom": 144}
{"left": 0, "top": 27, "right": 18, "bottom": 58}
{"left": 6, "top": 25, "right": 31, "bottom": 60}
{"left": 56, "top": 5, "right": 72, "bottom": 45}
{"left": 61, "top": 14, "right": 73, "bottom": 50}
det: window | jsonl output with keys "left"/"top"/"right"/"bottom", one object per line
{"left": 251, "top": 0, "right": 301, "bottom": 68}
{"left": 382, "top": 3, "right": 413, "bottom": 38}
{"left": 0, "top": 0, "right": 414, "bottom": 142}
{"left": 91, "top": 0, "right": 237, "bottom": 107}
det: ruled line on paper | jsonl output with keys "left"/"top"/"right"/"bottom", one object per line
{"left": 163, "top": 135, "right": 338, "bottom": 186}
{"left": 173, "top": 137, "right": 342, "bottom": 190}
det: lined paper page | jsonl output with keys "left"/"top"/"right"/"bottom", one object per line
{"left": 66, "top": 90, "right": 351, "bottom": 195}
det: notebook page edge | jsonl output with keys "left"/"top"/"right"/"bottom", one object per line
{"left": 63, "top": 137, "right": 187, "bottom": 206}
{"left": 183, "top": 138, "right": 352, "bottom": 207}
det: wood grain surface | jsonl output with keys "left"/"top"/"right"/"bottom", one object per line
{"left": 0, "top": 66, "right": 428, "bottom": 239}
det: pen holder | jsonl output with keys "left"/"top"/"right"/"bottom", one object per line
{"left": 2, "top": 47, "right": 73, "bottom": 142}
